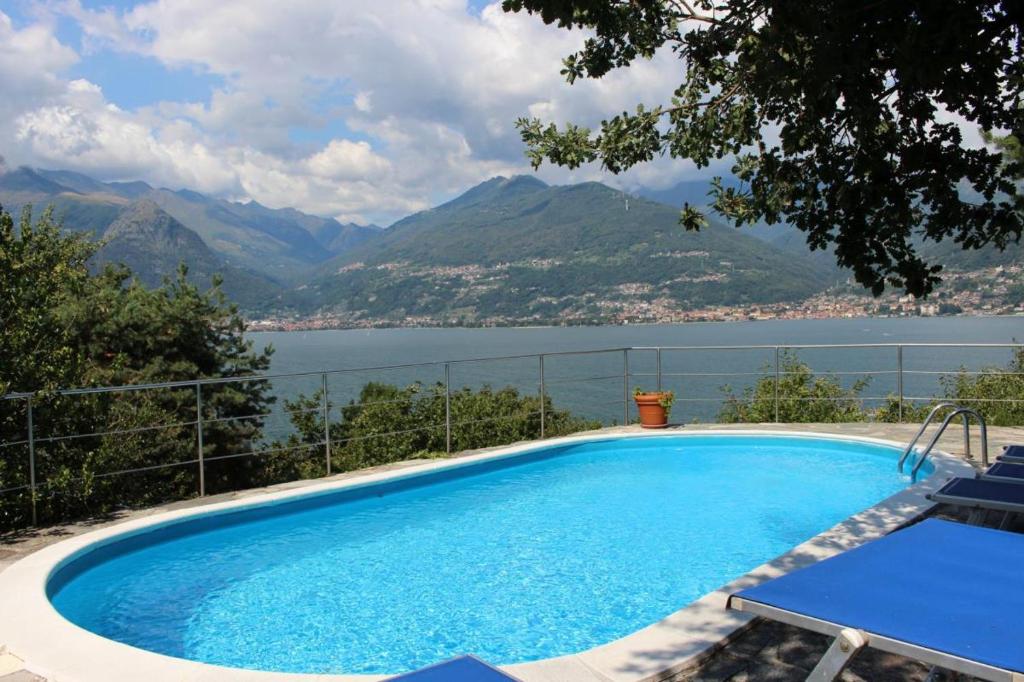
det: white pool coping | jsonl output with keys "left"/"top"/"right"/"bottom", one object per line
{"left": 0, "top": 430, "right": 974, "bottom": 682}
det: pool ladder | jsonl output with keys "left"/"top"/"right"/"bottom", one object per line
{"left": 897, "top": 403, "right": 988, "bottom": 481}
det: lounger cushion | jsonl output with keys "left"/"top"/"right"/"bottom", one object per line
{"left": 731, "top": 519, "right": 1024, "bottom": 673}
{"left": 387, "top": 655, "right": 518, "bottom": 681}
{"left": 999, "top": 444, "right": 1024, "bottom": 462}
{"left": 933, "top": 477, "right": 1024, "bottom": 506}
{"left": 983, "top": 461, "right": 1024, "bottom": 481}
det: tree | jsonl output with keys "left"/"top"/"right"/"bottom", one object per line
{"left": 0, "top": 206, "right": 95, "bottom": 397}
{"left": 504, "top": 0, "right": 1024, "bottom": 297}
{"left": 0, "top": 204, "right": 274, "bottom": 527}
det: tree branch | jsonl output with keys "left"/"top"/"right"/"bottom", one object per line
{"left": 657, "top": 80, "right": 744, "bottom": 117}
{"left": 669, "top": 0, "right": 721, "bottom": 24}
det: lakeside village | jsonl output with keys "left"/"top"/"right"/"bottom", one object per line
{"left": 248, "top": 263, "right": 1024, "bottom": 331}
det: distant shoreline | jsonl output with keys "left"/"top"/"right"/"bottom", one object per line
{"left": 245, "top": 311, "right": 1021, "bottom": 334}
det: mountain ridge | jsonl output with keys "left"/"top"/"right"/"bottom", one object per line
{"left": 3, "top": 165, "right": 1014, "bottom": 323}
{"left": 296, "top": 176, "right": 832, "bottom": 324}
{"left": 0, "top": 165, "right": 380, "bottom": 290}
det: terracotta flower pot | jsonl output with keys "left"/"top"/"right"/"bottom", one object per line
{"left": 633, "top": 392, "right": 671, "bottom": 429}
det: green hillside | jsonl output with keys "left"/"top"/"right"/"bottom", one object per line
{"left": 95, "top": 200, "right": 283, "bottom": 311}
{"left": 295, "top": 177, "right": 831, "bottom": 322}
{"left": 639, "top": 178, "right": 1021, "bottom": 278}
{"left": 308, "top": 219, "right": 383, "bottom": 254}
{"left": 146, "top": 190, "right": 330, "bottom": 282}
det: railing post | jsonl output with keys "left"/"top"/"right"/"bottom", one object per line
{"left": 774, "top": 346, "right": 781, "bottom": 423}
{"left": 897, "top": 345, "right": 904, "bottom": 422}
{"left": 196, "top": 382, "right": 205, "bottom": 497}
{"left": 26, "top": 396, "right": 37, "bottom": 526}
{"left": 656, "top": 347, "right": 662, "bottom": 392}
{"left": 445, "top": 363, "right": 452, "bottom": 455}
{"left": 322, "top": 373, "right": 332, "bottom": 475}
{"left": 538, "top": 354, "right": 546, "bottom": 439}
{"left": 623, "top": 349, "right": 630, "bottom": 425}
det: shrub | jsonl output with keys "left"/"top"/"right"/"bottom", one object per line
{"left": 267, "top": 381, "right": 601, "bottom": 478}
{"left": 718, "top": 352, "right": 869, "bottom": 423}
{"left": 876, "top": 347, "right": 1024, "bottom": 426}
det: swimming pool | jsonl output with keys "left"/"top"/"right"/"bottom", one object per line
{"left": 41, "top": 433, "right": 937, "bottom": 677}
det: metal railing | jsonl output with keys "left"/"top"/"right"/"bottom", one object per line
{"left": 2, "top": 342, "right": 1021, "bottom": 527}
{"left": 629, "top": 343, "right": 1024, "bottom": 422}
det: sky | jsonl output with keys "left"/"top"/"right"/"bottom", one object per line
{"left": 0, "top": 0, "right": 716, "bottom": 225}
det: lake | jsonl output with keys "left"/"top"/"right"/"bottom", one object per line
{"left": 248, "top": 316, "right": 1023, "bottom": 429}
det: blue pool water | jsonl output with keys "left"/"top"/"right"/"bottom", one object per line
{"left": 49, "top": 435, "right": 927, "bottom": 674}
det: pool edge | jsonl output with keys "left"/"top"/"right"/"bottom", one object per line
{"left": 0, "top": 429, "right": 976, "bottom": 682}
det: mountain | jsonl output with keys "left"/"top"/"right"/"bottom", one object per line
{"left": 0, "top": 167, "right": 79, "bottom": 197}
{"left": 0, "top": 166, "right": 382, "bottom": 286}
{"left": 0, "top": 167, "right": 129, "bottom": 236}
{"left": 105, "top": 181, "right": 154, "bottom": 199}
{"left": 294, "top": 176, "right": 832, "bottom": 323}
{"left": 94, "top": 199, "right": 282, "bottom": 310}
{"left": 308, "top": 219, "right": 384, "bottom": 254}
{"left": 36, "top": 169, "right": 115, "bottom": 195}
{"left": 637, "top": 179, "right": 802, "bottom": 245}
{"left": 145, "top": 190, "right": 333, "bottom": 281}
{"left": 637, "top": 179, "right": 1023, "bottom": 277}
{"left": 635, "top": 179, "right": 719, "bottom": 210}
{"left": 8, "top": 164, "right": 1011, "bottom": 325}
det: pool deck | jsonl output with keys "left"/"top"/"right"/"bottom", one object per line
{"left": 0, "top": 422, "right": 1020, "bottom": 682}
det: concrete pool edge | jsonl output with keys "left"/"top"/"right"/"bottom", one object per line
{"left": 0, "top": 430, "right": 975, "bottom": 682}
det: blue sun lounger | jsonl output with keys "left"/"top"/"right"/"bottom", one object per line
{"left": 728, "top": 519, "right": 1024, "bottom": 681}
{"left": 929, "top": 477, "right": 1024, "bottom": 526}
{"left": 387, "top": 655, "right": 520, "bottom": 681}
{"left": 998, "top": 444, "right": 1024, "bottom": 463}
{"left": 981, "top": 461, "right": 1024, "bottom": 484}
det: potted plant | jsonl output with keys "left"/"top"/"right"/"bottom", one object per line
{"left": 633, "top": 387, "right": 675, "bottom": 428}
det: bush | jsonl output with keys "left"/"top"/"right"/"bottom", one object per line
{"left": 718, "top": 352, "right": 869, "bottom": 423}
{"left": 267, "top": 381, "right": 601, "bottom": 478}
{"left": 877, "top": 347, "right": 1024, "bottom": 426}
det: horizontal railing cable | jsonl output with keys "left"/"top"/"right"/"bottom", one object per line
{"left": 2, "top": 342, "right": 1021, "bottom": 528}
{"left": 32, "top": 419, "right": 199, "bottom": 444}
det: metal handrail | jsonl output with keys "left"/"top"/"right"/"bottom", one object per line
{"left": 5, "top": 342, "right": 1022, "bottom": 402}
{"left": 4, "top": 343, "right": 1021, "bottom": 528}
{"left": 0, "top": 347, "right": 630, "bottom": 400}
{"left": 897, "top": 402, "right": 959, "bottom": 473}
{"left": 907, "top": 407, "right": 989, "bottom": 481}
{"left": 633, "top": 343, "right": 1024, "bottom": 350}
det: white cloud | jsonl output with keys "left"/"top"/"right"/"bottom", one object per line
{"left": 3, "top": 1, "right": 1000, "bottom": 224}
{"left": 305, "top": 139, "right": 391, "bottom": 181}
{"left": 2, "top": 1, "right": 706, "bottom": 222}
{"left": 353, "top": 91, "right": 372, "bottom": 113}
